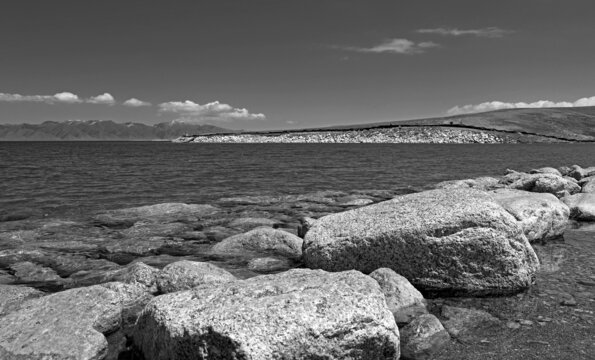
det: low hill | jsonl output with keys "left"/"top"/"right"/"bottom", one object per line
{"left": 0, "top": 120, "right": 233, "bottom": 141}
{"left": 319, "top": 107, "right": 595, "bottom": 142}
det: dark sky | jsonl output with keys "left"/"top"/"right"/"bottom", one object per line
{"left": 1, "top": 0, "right": 595, "bottom": 129}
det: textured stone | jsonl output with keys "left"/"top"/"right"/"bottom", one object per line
{"left": 133, "top": 269, "right": 399, "bottom": 360}
{"left": 0, "top": 284, "right": 44, "bottom": 316}
{"left": 568, "top": 165, "right": 595, "bottom": 180}
{"left": 581, "top": 178, "right": 595, "bottom": 193}
{"left": 297, "top": 216, "right": 317, "bottom": 238}
{"left": 434, "top": 176, "right": 500, "bottom": 191}
{"left": 0, "top": 285, "right": 128, "bottom": 360}
{"left": 303, "top": 189, "right": 539, "bottom": 295}
{"left": 440, "top": 305, "right": 501, "bottom": 339}
{"left": 491, "top": 189, "right": 570, "bottom": 242}
{"left": 211, "top": 226, "right": 303, "bottom": 259}
{"left": 529, "top": 167, "right": 562, "bottom": 176}
{"left": 369, "top": 268, "right": 428, "bottom": 325}
{"left": 10, "top": 261, "right": 63, "bottom": 283}
{"left": 108, "top": 261, "right": 160, "bottom": 293}
{"left": 500, "top": 171, "right": 580, "bottom": 196}
{"left": 400, "top": 314, "right": 450, "bottom": 360}
{"left": 156, "top": 260, "right": 236, "bottom": 294}
{"left": 562, "top": 193, "right": 595, "bottom": 221}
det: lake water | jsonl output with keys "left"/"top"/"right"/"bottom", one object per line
{"left": 1, "top": 142, "right": 595, "bottom": 219}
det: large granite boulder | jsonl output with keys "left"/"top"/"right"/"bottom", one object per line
{"left": 561, "top": 193, "right": 595, "bottom": 221}
{"left": 156, "top": 260, "right": 236, "bottom": 294}
{"left": 491, "top": 189, "right": 570, "bottom": 242}
{"left": 369, "top": 268, "right": 427, "bottom": 325}
{"left": 303, "top": 189, "right": 539, "bottom": 295}
{"left": 211, "top": 226, "right": 303, "bottom": 259}
{"left": 0, "top": 283, "right": 146, "bottom": 360}
{"left": 499, "top": 171, "right": 580, "bottom": 196}
{"left": 133, "top": 269, "right": 400, "bottom": 360}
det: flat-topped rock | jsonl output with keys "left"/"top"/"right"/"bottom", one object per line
{"left": 0, "top": 284, "right": 44, "bottom": 316}
{"left": 491, "top": 189, "right": 569, "bottom": 242}
{"left": 561, "top": 193, "right": 595, "bottom": 221}
{"left": 133, "top": 269, "right": 399, "bottom": 360}
{"left": 156, "top": 260, "right": 236, "bottom": 294}
{"left": 211, "top": 226, "right": 303, "bottom": 259}
{"left": 303, "top": 188, "right": 539, "bottom": 295}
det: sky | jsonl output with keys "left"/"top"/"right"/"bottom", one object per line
{"left": 1, "top": 0, "right": 595, "bottom": 130}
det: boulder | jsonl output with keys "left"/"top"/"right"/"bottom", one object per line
{"left": 568, "top": 165, "right": 595, "bottom": 180}
{"left": 247, "top": 257, "right": 293, "bottom": 273}
{"left": 499, "top": 171, "right": 580, "bottom": 196}
{"left": 561, "top": 193, "right": 595, "bottom": 221}
{"left": 400, "top": 314, "right": 450, "bottom": 360}
{"left": 0, "top": 285, "right": 44, "bottom": 316}
{"left": 156, "top": 260, "right": 236, "bottom": 294}
{"left": 133, "top": 269, "right": 400, "bottom": 360}
{"left": 434, "top": 176, "right": 500, "bottom": 191}
{"left": 303, "top": 189, "right": 539, "bottom": 295}
{"left": 529, "top": 167, "right": 562, "bottom": 176}
{"left": 491, "top": 189, "right": 569, "bottom": 242}
{"left": 581, "top": 178, "right": 595, "bottom": 193}
{"left": 0, "top": 284, "right": 139, "bottom": 360}
{"left": 211, "top": 226, "right": 303, "bottom": 259}
{"left": 369, "top": 268, "right": 427, "bottom": 325}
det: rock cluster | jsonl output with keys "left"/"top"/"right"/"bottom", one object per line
{"left": 1, "top": 164, "right": 595, "bottom": 359}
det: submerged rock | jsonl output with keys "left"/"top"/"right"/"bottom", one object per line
{"left": 440, "top": 305, "right": 501, "bottom": 340}
{"left": 133, "top": 269, "right": 399, "bottom": 360}
{"left": 491, "top": 189, "right": 569, "bottom": 242}
{"left": 94, "top": 203, "right": 219, "bottom": 228}
{"left": 211, "top": 226, "right": 303, "bottom": 259}
{"left": 369, "top": 268, "right": 428, "bottom": 326}
{"left": 247, "top": 257, "right": 293, "bottom": 273}
{"left": 156, "top": 260, "right": 236, "bottom": 294}
{"left": 561, "top": 193, "right": 595, "bottom": 221}
{"left": 303, "top": 188, "right": 539, "bottom": 296}
{"left": 400, "top": 314, "right": 450, "bottom": 360}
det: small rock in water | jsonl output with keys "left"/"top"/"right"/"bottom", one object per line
{"left": 211, "top": 226, "right": 303, "bottom": 259}
{"left": 440, "top": 305, "right": 501, "bottom": 339}
{"left": 247, "top": 257, "right": 292, "bottom": 273}
{"left": 400, "top": 314, "right": 450, "bottom": 360}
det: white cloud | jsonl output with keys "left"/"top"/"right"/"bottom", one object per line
{"left": 417, "top": 27, "right": 513, "bottom": 38}
{"left": 87, "top": 93, "right": 115, "bottom": 105}
{"left": 447, "top": 96, "right": 595, "bottom": 115}
{"left": 158, "top": 100, "right": 266, "bottom": 123}
{"left": 339, "top": 38, "right": 439, "bottom": 55}
{"left": 123, "top": 98, "right": 152, "bottom": 107}
{"left": 0, "top": 91, "right": 82, "bottom": 104}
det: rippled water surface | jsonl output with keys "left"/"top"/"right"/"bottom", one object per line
{"left": 2, "top": 141, "right": 595, "bottom": 218}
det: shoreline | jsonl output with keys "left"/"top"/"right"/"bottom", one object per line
{"left": 0, "top": 164, "right": 594, "bottom": 359}
{"left": 173, "top": 125, "right": 575, "bottom": 144}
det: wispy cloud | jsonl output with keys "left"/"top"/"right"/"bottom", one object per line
{"left": 338, "top": 38, "right": 439, "bottom": 55}
{"left": 0, "top": 91, "right": 82, "bottom": 104}
{"left": 123, "top": 98, "right": 152, "bottom": 107}
{"left": 417, "top": 27, "right": 513, "bottom": 38}
{"left": 87, "top": 93, "right": 115, "bottom": 105}
{"left": 447, "top": 96, "right": 595, "bottom": 115}
{"left": 0, "top": 91, "right": 118, "bottom": 105}
{"left": 159, "top": 100, "right": 266, "bottom": 123}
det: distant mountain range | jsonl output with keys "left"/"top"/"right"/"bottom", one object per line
{"left": 0, "top": 120, "right": 234, "bottom": 141}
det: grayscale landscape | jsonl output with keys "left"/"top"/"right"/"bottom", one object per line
{"left": 0, "top": 1, "right": 594, "bottom": 360}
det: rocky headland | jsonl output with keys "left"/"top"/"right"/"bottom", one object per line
{"left": 0, "top": 165, "right": 595, "bottom": 359}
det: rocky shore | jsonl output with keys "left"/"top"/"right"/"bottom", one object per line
{"left": 1, "top": 165, "right": 595, "bottom": 359}
{"left": 174, "top": 126, "right": 538, "bottom": 144}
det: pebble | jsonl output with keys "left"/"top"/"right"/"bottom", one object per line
{"left": 519, "top": 319, "right": 533, "bottom": 326}
{"left": 506, "top": 321, "right": 521, "bottom": 329}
